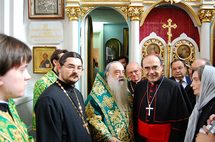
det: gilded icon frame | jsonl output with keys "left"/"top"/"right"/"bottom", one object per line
{"left": 28, "top": 0, "right": 64, "bottom": 19}
{"left": 177, "top": 44, "right": 191, "bottom": 59}
{"left": 33, "top": 46, "right": 56, "bottom": 74}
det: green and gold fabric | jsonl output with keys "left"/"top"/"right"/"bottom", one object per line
{"left": 32, "top": 70, "right": 57, "bottom": 130}
{"left": 0, "top": 99, "right": 33, "bottom": 142}
{"left": 85, "top": 73, "right": 134, "bottom": 142}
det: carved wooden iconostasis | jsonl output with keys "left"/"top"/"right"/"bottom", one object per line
{"left": 140, "top": 5, "right": 200, "bottom": 77}
{"left": 63, "top": 0, "right": 214, "bottom": 99}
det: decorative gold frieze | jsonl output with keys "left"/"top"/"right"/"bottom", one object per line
{"left": 184, "top": 0, "right": 200, "bottom": 2}
{"left": 164, "top": 0, "right": 181, "bottom": 4}
{"left": 65, "top": 6, "right": 81, "bottom": 21}
{"left": 81, "top": 0, "right": 129, "bottom": 1}
{"left": 81, "top": 7, "right": 94, "bottom": 18}
{"left": 198, "top": 9, "right": 214, "bottom": 23}
{"left": 115, "top": 6, "right": 128, "bottom": 21}
{"left": 128, "top": 6, "right": 144, "bottom": 21}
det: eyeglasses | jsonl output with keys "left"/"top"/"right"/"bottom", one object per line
{"left": 128, "top": 69, "right": 139, "bottom": 74}
{"left": 143, "top": 65, "right": 161, "bottom": 71}
{"left": 63, "top": 64, "right": 83, "bottom": 72}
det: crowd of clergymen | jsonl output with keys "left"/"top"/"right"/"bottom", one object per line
{"left": 0, "top": 34, "right": 214, "bottom": 142}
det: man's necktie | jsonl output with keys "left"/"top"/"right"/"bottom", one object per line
{"left": 179, "top": 80, "right": 183, "bottom": 85}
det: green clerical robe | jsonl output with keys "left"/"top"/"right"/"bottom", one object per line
{"left": 0, "top": 99, "right": 33, "bottom": 142}
{"left": 32, "top": 70, "right": 57, "bottom": 130}
{"left": 85, "top": 73, "right": 134, "bottom": 142}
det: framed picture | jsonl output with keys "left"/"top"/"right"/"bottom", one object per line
{"left": 105, "top": 38, "right": 121, "bottom": 64}
{"left": 147, "top": 43, "right": 160, "bottom": 55}
{"left": 33, "top": 46, "right": 56, "bottom": 74}
{"left": 177, "top": 44, "right": 191, "bottom": 59}
{"left": 28, "top": 0, "right": 64, "bottom": 19}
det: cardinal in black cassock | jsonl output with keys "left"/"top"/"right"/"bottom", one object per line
{"left": 133, "top": 77, "right": 190, "bottom": 142}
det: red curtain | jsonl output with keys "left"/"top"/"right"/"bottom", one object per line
{"left": 140, "top": 7, "right": 200, "bottom": 48}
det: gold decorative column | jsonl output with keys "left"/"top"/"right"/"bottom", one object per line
{"left": 128, "top": 6, "right": 144, "bottom": 64}
{"left": 128, "top": 6, "right": 144, "bottom": 21}
{"left": 198, "top": 9, "right": 215, "bottom": 60}
{"left": 64, "top": 6, "right": 81, "bottom": 52}
{"left": 199, "top": 9, "right": 214, "bottom": 23}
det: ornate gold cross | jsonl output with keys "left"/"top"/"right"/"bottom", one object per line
{"left": 162, "top": 18, "right": 177, "bottom": 44}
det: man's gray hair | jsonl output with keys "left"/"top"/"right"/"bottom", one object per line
{"left": 104, "top": 61, "right": 121, "bottom": 74}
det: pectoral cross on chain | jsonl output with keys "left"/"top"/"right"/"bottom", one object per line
{"left": 83, "top": 122, "right": 90, "bottom": 134}
{"left": 146, "top": 104, "right": 154, "bottom": 116}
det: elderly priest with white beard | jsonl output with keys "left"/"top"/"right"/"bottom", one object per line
{"left": 85, "top": 61, "right": 134, "bottom": 142}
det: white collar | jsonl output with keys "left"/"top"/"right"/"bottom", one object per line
{"left": 0, "top": 100, "right": 8, "bottom": 104}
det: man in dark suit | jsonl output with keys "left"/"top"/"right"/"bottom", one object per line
{"left": 170, "top": 59, "right": 195, "bottom": 112}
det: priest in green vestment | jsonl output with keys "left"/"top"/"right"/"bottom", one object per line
{"left": 85, "top": 61, "right": 134, "bottom": 142}
{"left": 0, "top": 99, "right": 33, "bottom": 142}
{"left": 0, "top": 34, "right": 33, "bottom": 141}
{"left": 32, "top": 49, "right": 67, "bottom": 130}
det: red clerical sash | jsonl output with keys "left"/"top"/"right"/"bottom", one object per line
{"left": 138, "top": 119, "right": 171, "bottom": 142}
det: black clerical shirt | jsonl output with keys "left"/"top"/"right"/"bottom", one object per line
{"left": 35, "top": 79, "right": 92, "bottom": 142}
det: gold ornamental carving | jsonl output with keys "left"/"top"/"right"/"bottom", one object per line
{"left": 198, "top": 9, "right": 214, "bottom": 23}
{"left": 184, "top": 0, "right": 200, "bottom": 2}
{"left": 128, "top": 6, "right": 144, "bottom": 21}
{"left": 164, "top": 0, "right": 181, "bottom": 4}
{"left": 162, "top": 19, "right": 177, "bottom": 44}
{"left": 65, "top": 7, "right": 81, "bottom": 21}
{"left": 115, "top": 6, "right": 128, "bottom": 21}
{"left": 81, "top": 7, "right": 94, "bottom": 18}
{"left": 81, "top": 0, "right": 129, "bottom": 1}
{"left": 162, "top": 18, "right": 177, "bottom": 77}
{"left": 142, "top": 38, "right": 165, "bottom": 59}
{"left": 172, "top": 39, "right": 195, "bottom": 65}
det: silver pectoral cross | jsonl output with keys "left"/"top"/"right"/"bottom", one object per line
{"left": 146, "top": 104, "right": 154, "bottom": 116}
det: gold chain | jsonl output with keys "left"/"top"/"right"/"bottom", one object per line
{"left": 56, "top": 80, "right": 90, "bottom": 134}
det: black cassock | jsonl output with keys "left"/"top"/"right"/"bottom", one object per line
{"left": 35, "top": 79, "right": 92, "bottom": 142}
{"left": 133, "top": 77, "right": 190, "bottom": 142}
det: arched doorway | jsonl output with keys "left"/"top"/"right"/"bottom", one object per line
{"left": 81, "top": 7, "right": 129, "bottom": 94}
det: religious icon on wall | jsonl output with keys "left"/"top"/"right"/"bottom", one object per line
{"left": 147, "top": 43, "right": 160, "bottom": 55}
{"left": 105, "top": 38, "right": 121, "bottom": 64}
{"left": 28, "top": 0, "right": 64, "bottom": 19}
{"left": 33, "top": 46, "right": 56, "bottom": 74}
{"left": 177, "top": 44, "right": 191, "bottom": 59}
{"left": 39, "top": 52, "right": 51, "bottom": 68}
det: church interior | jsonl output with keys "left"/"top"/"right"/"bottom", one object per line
{"left": 0, "top": 0, "right": 214, "bottom": 136}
